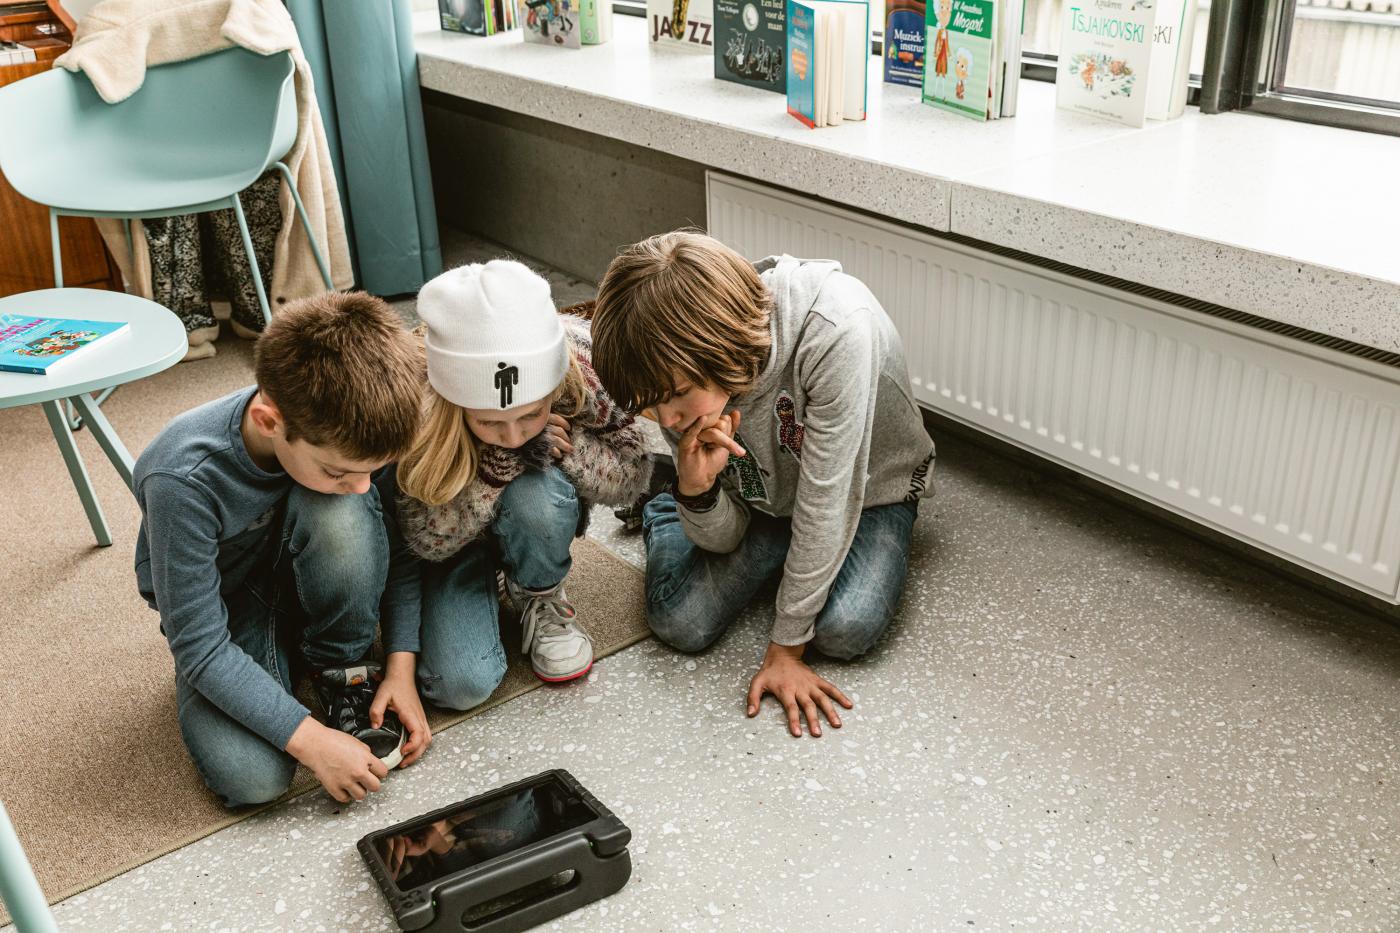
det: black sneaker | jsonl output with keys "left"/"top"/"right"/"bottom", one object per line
{"left": 311, "top": 663, "right": 405, "bottom": 769}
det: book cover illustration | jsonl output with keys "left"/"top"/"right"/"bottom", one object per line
{"left": 648, "top": 0, "right": 715, "bottom": 49}
{"left": 520, "top": 0, "right": 582, "bottom": 46}
{"left": 1055, "top": 0, "right": 1155, "bottom": 125}
{"left": 922, "top": 0, "right": 997, "bottom": 120}
{"left": 883, "top": 0, "right": 925, "bottom": 88}
{"left": 715, "top": 0, "right": 787, "bottom": 93}
{"left": 0, "top": 314, "right": 129, "bottom": 375}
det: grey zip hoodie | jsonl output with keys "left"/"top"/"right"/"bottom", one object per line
{"left": 671, "top": 255, "right": 936, "bottom": 646}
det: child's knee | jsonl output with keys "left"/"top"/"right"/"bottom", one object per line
{"left": 498, "top": 468, "right": 579, "bottom": 537}
{"left": 418, "top": 649, "right": 508, "bottom": 711}
{"left": 811, "top": 609, "right": 891, "bottom": 660}
{"left": 285, "top": 486, "right": 386, "bottom": 563}
{"left": 646, "top": 600, "right": 723, "bottom": 654}
{"left": 194, "top": 737, "right": 295, "bottom": 807}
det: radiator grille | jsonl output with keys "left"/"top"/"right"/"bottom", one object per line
{"left": 708, "top": 171, "right": 1400, "bottom": 601}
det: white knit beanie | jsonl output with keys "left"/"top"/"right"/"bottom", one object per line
{"left": 416, "top": 260, "right": 568, "bottom": 410}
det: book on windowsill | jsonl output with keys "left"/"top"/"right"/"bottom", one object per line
{"left": 921, "top": 0, "right": 1022, "bottom": 121}
{"left": 648, "top": 0, "right": 715, "bottom": 51}
{"left": 714, "top": 0, "right": 787, "bottom": 93}
{"left": 519, "top": 0, "right": 582, "bottom": 47}
{"left": 1146, "top": 0, "right": 1195, "bottom": 120}
{"left": 785, "top": 0, "right": 868, "bottom": 128}
{"left": 0, "top": 314, "right": 129, "bottom": 375}
{"left": 1054, "top": 0, "right": 1155, "bottom": 126}
{"left": 438, "top": 0, "right": 517, "bottom": 35}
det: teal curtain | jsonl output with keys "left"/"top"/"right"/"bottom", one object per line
{"left": 287, "top": 0, "right": 442, "bottom": 296}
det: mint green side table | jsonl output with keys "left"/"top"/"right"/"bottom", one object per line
{"left": 0, "top": 288, "right": 185, "bottom": 547}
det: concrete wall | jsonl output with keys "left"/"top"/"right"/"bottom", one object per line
{"left": 422, "top": 91, "right": 709, "bottom": 283}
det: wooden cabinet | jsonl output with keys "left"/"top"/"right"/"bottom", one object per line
{"left": 0, "top": 1, "right": 122, "bottom": 297}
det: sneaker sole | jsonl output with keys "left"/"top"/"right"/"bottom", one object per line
{"left": 533, "top": 659, "right": 593, "bottom": 683}
{"left": 379, "top": 734, "right": 406, "bottom": 771}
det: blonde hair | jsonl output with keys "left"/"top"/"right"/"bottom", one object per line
{"left": 398, "top": 343, "right": 589, "bottom": 506}
{"left": 591, "top": 231, "right": 772, "bottom": 414}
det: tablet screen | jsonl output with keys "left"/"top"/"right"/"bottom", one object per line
{"left": 374, "top": 775, "right": 597, "bottom": 890}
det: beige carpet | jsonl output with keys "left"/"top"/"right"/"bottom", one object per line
{"left": 0, "top": 337, "right": 649, "bottom": 920}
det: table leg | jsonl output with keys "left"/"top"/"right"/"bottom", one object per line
{"left": 69, "top": 393, "right": 134, "bottom": 491}
{"left": 41, "top": 399, "right": 112, "bottom": 548}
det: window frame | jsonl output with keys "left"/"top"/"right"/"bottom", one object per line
{"left": 1200, "top": 0, "right": 1400, "bottom": 135}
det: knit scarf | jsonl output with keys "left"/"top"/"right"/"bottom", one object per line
{"left": 399, "top": 316, "right": 652, "bottom": 563}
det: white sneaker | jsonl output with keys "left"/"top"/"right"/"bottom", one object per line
{"left": 504, "top": 578, "right": 594, "bottom": 682}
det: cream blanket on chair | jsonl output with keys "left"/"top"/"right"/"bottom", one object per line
{"left": 55, "top": 0, "right": 354, "bottom": 308}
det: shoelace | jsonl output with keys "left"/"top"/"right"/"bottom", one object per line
{"left": 521, "top": 593, "right": 578, "bottom": 650}
{"left": 325, "top": 677, "right": 378, "bottom": 732}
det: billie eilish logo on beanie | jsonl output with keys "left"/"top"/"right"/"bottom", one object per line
{"left": 495, "top": 362, "right": 519, "bottom": 407}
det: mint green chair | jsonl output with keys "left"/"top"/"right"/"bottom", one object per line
{"left": 0, "top": 45, "right": 334, "bottom": 327}
{"left": 0, "top": 801, "right": 58, "bottom": 933}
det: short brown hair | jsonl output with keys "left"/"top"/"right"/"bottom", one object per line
{"left": 254, "top": 292, "right": 425, "bottom": 461}
{"left": 592, "top": 232, "right": 771, "bottom": 413}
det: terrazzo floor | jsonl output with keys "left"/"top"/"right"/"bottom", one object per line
{"left": 15, "top": 235, "right": 1400, "bottom": 932}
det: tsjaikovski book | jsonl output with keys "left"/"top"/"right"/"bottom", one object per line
{"left": 1055, "top": 0, "right": 1155, "bottom": 126}
{"left": 785, "top": 0, "right": 869, "bottom": 128}
{"left": 715, "top": 0, "right": 786, "bottom": 93}
{"left": 0, "top": 314, "right": 128, "bottom": 375}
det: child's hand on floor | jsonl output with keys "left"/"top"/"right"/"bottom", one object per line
{"left": 746, "top": 642, "right": 854, "bottom": 738}
{"left": 372, "top": 651, "right": 433, "bottom": 768}
{"left": 285, "top": 717, "right": 389, "bottom": 803}
{"left": 676, "top": 409, "right": 745, "bottom": 496}
{"left": 544, "top": 413, "right": 574, "bottom": 460}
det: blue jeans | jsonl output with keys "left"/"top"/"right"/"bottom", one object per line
{"left": 176, "top": 485, "right": 389, "bottom": 807}
{"left": 416, "top": 467, "right": 579, "bottom": 711}
{"left": 642, "top": 493, "right": 918, "bottom": 660}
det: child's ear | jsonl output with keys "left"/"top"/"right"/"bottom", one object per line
{"left": 247, "top": 393, "right": 285, "bottom": 439}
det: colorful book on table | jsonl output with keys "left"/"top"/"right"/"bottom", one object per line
{"left": 785, "top": 0, "right": 869, "bottom": 128}
{"left": 0, "top": 314, "right": 128, "bottom": 375}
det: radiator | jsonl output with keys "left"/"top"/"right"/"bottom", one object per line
{"left": 706, "top": 171, "right": 1400, "bottom": 602}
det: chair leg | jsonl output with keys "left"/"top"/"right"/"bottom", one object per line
{"left": 69, "top": 392, "right": 135, "bottom": 491}
{"left": 274, "top": 161, "right": 334, "bottom": 291}
{"left": 230, "top": 193, "right": 274, "bottom": 327}
{"left": 41, "top": 399, "right": 112, "bottom": 548}
{"left": 0, "top": 801, "right": 58, "bottom": 933}
{"left": 49, "top": 207, "right": 63, "bottom": 287}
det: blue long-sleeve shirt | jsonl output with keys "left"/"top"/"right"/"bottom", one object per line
{"left": 133, "top": 387, "right": 420, "bottom": 750}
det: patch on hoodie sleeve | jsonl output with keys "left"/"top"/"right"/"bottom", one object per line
{"left": 775, "top": 390, "right": 805, "bottom": 462}
{"left": 724, "top": 430, "right": 769, "bottom": 502}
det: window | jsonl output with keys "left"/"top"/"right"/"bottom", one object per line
{"left": 1202, "top": 0, "right": 1400, "bottom": 133}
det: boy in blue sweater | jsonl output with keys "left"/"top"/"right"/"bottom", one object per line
{"left": 134, "top": 293, "right": 430, "bottom": 807}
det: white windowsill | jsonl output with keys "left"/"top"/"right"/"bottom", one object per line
{"left": 414, "top": 11, "right": 1400, "bottom": 355}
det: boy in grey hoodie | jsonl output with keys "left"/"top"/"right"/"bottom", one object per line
{"left": 591, "top": 232, "right": 935, "bottom": 738}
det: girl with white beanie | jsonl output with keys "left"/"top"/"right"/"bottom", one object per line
{"left": 396, "top": 260, "right": 652, "bottom": 700}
